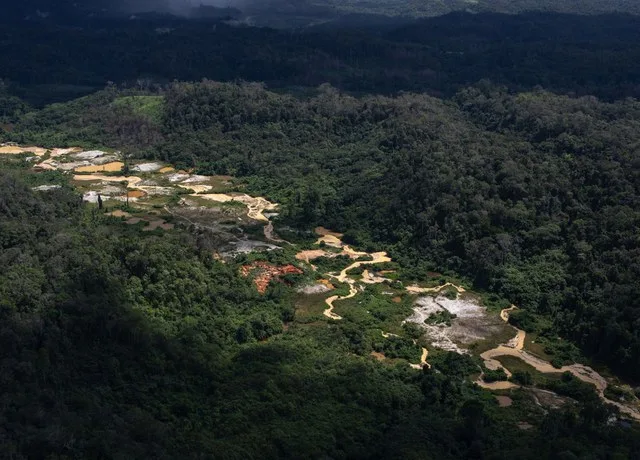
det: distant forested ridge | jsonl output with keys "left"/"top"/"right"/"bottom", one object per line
{"left": 6, "top": 0, "right": 640, "bottom": 28}
{"left": 2, "top": 12, "right": 640, "bottom": 105}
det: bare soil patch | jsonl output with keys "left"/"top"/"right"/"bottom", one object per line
{"left": 75, "top": 161, "right": 124, "bottom": 173}
{"left": 105, "top": 210, "right": 131, "bottom": 218}
{"left": 315, "top": 227, "right": 343, "bottom": 238}
{"left": 0, "top": 145, "right": 48, "bottom": 156}
{"left": 143, "top": 219, "right": 174, "bottom": 231}
{"left": 405, "top": 295, "right": 507, "bottom": 353}
{"left": 371, "top": 351, "right": 386, "bottom": 361}
{"left": 241, "top": 262, "right": 303, "bottom": 294}
{"left": 127, "top": 190, "right": 146, "bottom": 199}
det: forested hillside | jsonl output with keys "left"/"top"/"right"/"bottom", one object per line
{"left": 4, "top": 160, "right": 640, "bottom": 458}
{"left": 5, "top": 80, "right": 640, "bottom": 383}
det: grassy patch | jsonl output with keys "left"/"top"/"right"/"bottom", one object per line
{"left": 468, "top": 323, "right": 517, "bottom": 355}
{"left": 112, "top": 95, "right": 165, "bottom": 123}
{"left": 494, "top": 355, "right": 562, "bottom": 386}
{"left": 477, "top": 291, "right": 512, "bottom": 313}
{"left": 293, "top": 292, "right": 330, "bottom": 322}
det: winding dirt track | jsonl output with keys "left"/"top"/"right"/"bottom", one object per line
{"left": 322, "top": 251, "right": 391, "bottom": 320}
{"left": 477, "top": 307, "right": 640, "bottom": 420}
{"left": 410, "top": 347, "right": 430, "bottom": 370}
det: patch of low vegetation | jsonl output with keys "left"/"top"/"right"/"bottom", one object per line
{"left": 426, "top": 309, "right": 457, "bottom": 326}
{"left": 510, "top": 310, "right": 584, "bottom": 366}
{"left": 112, "top": 95, "right": 165, "bottom": 124}
{"left": 312, "top": 255, "right": 353, "bottom": 274}
{"left": 483, "top": 368, "right": 508, "bottom": 383}
{"left": 544, "top": 372, "right": 600, "bottom": 403}
{"left": 604, "top": 385, "right": 638, "bottom": 404}
{"left": 494, "top": 355, "right": 558, "bottom": 386}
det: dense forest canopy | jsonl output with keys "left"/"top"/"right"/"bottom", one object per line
{"left": 2, "top": 12, "right": 640, "bottom": 106}
{"left": 2, "top": 7, "right": 640, "bottom": 459}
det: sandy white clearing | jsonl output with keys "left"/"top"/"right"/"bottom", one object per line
{"left": 179, "top": 184, "right": 213, "bottom": 193}
{"left": 72, "top": 150, "right": 108, "bottom": 160}
{"left": 32, "top": 185, "right": 62, "bottom": 191}
{"left": 133, "top": 162, "right": 164, "bottom": 172}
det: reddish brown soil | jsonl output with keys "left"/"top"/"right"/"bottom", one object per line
{"left": 318, "top": 279, "right": 335, "bottom": 289}
{"left": 127, "top": 190, "right": 147, "bottom": 198}
{"left": 240, "top": 262, "right": 303, "bottom": 294}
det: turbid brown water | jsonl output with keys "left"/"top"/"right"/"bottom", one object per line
{"left": 477, "top": 306, "right": 640, "bottom": 420}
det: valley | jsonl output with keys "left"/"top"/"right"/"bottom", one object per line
{"left": 5, "top": 141, "right": 639, "bottom": 424}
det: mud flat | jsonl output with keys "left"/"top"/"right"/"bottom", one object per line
{"left": 295, "top": 249, "right": 331, "bottom": 263}
{"left": 226, "top": 239, "right": 281, "bottom": 255}
{"left": 179, "top": 184, "right": 213, "bottom": 193}
{"left": 52, "top": 147, "right": 83, "bottom": 157}
{"left": 73, "top": 174, "right": 144, "bottom": 188}
{"left": 133, "top": 162, "right": 164, "bottom": 172}
{"left": 75, "top": 161, "right": 124, "bottom": 173}
{"left": 404, "top": 295, "right": 507, "bottom": 354}
{"left": 297, "top": 283, "right": 333, "bottom": 294}
{"left": 361, "top": 269, "right": 391, "bottom": 284}
{"left": 71, "top": 150, "right": 107, "bottom": 160}
{"left": 193, "top": 193, "right": 278, "bottom": 222}
{"left": 0, "top": 145, "right": 48, "bottom": 156}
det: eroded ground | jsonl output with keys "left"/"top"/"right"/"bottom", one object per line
{"left": 4, "top": 143, "right": 280, "bottom": 257}
{"left": 8, "top": 142, "right": 640, "bottom": 422}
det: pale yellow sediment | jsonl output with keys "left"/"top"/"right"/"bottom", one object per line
{"left": 406, "top": 282, "right": 466, "bottom": 294}
{"left": 75, "top": 161, "right": 124, "bottom": 173}
{"left": 0, "top": 145, "right": 48, "bottom": 156}
{"left": 475, "top": 306, "right": 640, "bottom": 420}
{"left": 179, "top": 184, "right": 212, "bottom": 193}
{"left": 73, "top": 174, "right": 144, "bottom": 188}
{"left": 192, "top": 193, "right": 278, "bottom": 221}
